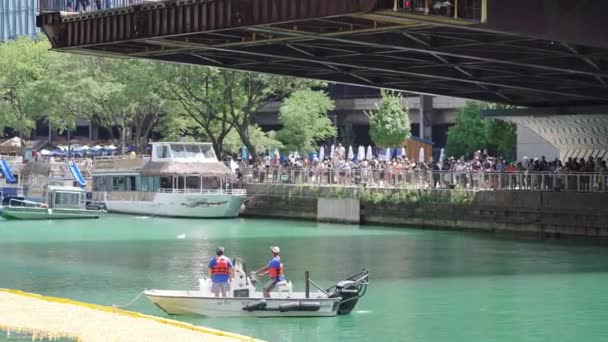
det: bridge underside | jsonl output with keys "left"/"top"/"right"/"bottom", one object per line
{"left": 38, "top": 0, "right": 608, "bottom": 107}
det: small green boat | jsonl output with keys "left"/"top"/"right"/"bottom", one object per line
{"left": 1, "top": 186, "right": 103, "bottom": 220}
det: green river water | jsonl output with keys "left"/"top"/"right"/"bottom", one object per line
{"left": 1, "top": 215, "right": 608, "bottom": 342}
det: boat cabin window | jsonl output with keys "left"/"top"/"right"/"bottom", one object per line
{"left": 175, "top": 176, "right": 185, "bottom": 190}
{"left": 53, "top": 191, "right": 82, "bottom": 209}
{"left": 201, "top": 145, "right": 216, "bottom": 159}
{"left": 111, "top": 176, "right": 136, "bottom": 191}
{"left": 160, "top": 176, "right": 172, "bottom": 190}
{"left": 202, "top": 177, "right": 221, "bottom": 189}
{"left": 93, "top": 176, "right": 111, "bottom": 192}
{"left": 141, "top": 176, "right": 160, "bottom": 192}
{"left": 156, "top": 143, "right": 217, "bottom": 160}
{"left": 170, "top": 144, "right": 187, "bottom": 158}
{"left": 186, "top": 176, "right": 201, "bottom": 190}
{"left": 160, "top": 145, "right": 170, "bottom": 159}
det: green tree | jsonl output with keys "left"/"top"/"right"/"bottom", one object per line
{"left": 224, "top": 124, "right": 283, "bottom": 156}
{"left": 0, "top": 36, "right": 52, "bottom": 153}
{"left": 486, "top": 118, "right": 517, "bottom": 159}
{"left": 367, "top": 90, "right": 411, "bottom": 147}
{"left": 445, "top": 102, "right": 517, "bottom": 158}
{"left": 165, "top": 67, "right": 317, "bottom": 158}
{"left": 164, "top": 66, "right": 234, "bottom": 157}
{"left": 445, "top": 102, "right": 487, "bottom": 157}
{"left": 276, "top": 90, "right": 336, "bottom": 154}
{"left": 215, "top": 72, "right": 317, "bottom": 160}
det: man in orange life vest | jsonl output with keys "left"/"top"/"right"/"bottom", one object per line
{"left": 208, "top": 246, "right": 234, "bottom": 297}
{"left": 254, "top": 246, "right": 285, "bottom": 298}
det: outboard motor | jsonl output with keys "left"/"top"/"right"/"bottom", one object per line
{"left": 334, "top": 280, "right": 361, "bottom": 315}
{"left": 328, "top": 270, "right": 369, "bottom": 315}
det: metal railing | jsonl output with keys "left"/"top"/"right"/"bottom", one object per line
{"left": 238, "top": 167, "right": 608, "bottom": 192}
{"left": 395, "top": 0, "right": 485, "bottom": 22}
{"left": 37, "top": 0, "right": 150, "bottom": 13}
{"left": 158, "top": 188, "right": 247, "bottom": 196}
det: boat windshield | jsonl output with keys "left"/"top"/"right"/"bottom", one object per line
{"left": 53, "top": 191, "right": 82, "bottom": 209}
{"left": 169, "top": 144, "right": 216, "bottom": 160}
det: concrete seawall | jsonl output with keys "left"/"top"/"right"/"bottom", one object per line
{"left": 242, "top": 184, "right": 608, "bottom": 238}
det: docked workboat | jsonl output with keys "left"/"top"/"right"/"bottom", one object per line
{"left": 144, "top": 260, "right": 368, "bottom": 317}
{"left": 91, "top": 142, "right": 245, "bottom": 218}
{"left": 1, "top": 185, "right": 103, "bottom": 220}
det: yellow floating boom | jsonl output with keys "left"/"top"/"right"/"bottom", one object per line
{"left": 0, "top": 289, "right": 263, "bottom": 342}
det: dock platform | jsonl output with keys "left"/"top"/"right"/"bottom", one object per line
{"left": 0, "top": 289, "right": 262, "bottom": 342}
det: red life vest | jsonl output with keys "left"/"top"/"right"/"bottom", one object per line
{"left": 269, "top": 258, "right": 284, "bottom": 278}
{"left": 211, "top": 256, "right": 230, "bottom": 276}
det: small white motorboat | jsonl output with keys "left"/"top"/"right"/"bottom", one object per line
{"left": 144, "top": 260, "right": 368, "bottom": 317}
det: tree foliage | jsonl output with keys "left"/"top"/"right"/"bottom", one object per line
{"left": 0, "top": 36, "right": 53, "bottom": 151}
{"left": 276, "top": 90, "right": 336, "bottom": 154}
{"left": 224, "top": 124, "right": 283, "bottom": 156}
{"left": 367, "top": 90, "right": 411, "bottom": 147}
{"left": 0, "top": 36, "right": 329, "bottom": 159}
{"left": 446, "top": 101, "right": 517, "bottom": 158}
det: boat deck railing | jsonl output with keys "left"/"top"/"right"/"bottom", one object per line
{"left": 8, "top": 198, "right": 45, "bottom": 208}
{"left": 158, "top": 188, "right": 247, "bottom": 196}
{"left": 93, "top": 188, "right": 246, "bottom": 202}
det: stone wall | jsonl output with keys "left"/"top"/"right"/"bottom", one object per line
{"left": 242, "top": 184, "right": 608, "bottom": 238}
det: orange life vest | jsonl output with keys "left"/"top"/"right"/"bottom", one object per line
{"left": 269, "top": 258, "right": 284, "bottom": 279}
{"left": 211, "top": 256, "right": 230, "bottom": 275}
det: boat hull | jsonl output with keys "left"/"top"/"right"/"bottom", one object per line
{"left": 0, "top": 207, "right": 101, "bottom": 220}
{"left": 145, "top": 290, "right": 340, "bottom": 317}
{"left": 103, "top": 193, "right": 244, "bottom": 218}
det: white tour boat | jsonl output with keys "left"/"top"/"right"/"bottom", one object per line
{"left": 91, "top": 142, "right": 245, "bottom": 218}
{"left": 144, "top": 260, "right": 369, "bottom": 317}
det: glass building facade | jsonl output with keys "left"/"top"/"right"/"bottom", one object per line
{"left": 0, "top": 0, "right": 38, "bottom": 42}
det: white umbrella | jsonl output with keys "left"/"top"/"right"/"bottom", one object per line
{"left": 294, "top": 151, "right": 300, "bottom": 159}
{"left": 366, "top": 145, "right": 373, "bottom": 160}
{"left": 401, "top": 147, "right": 406, "bottom": 158}
{"left": 319, "top": 146, "right": 325, "bottom": 161}
{"left": 330, "top": 144, "right": 335, "bottom": 160}
{"left": 437, "top": 148, "right": 445, "bottom": 170}
{"left": 418, "top": 146, "right": 425, "bottom": 163}
{"left": 348, "top": 146, "right": 354, "bottom": 160}
{"left": 385, "top": 147, "right": 391, "bottom": 161}
{"left": 357, "top": 146, "right": 365, "bottom": 161}
{"left": 230, "top": 158, "right": 239, "bottom": 173}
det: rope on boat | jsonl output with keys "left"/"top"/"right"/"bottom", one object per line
{"left": 112, "top": 290, "right": 146, "bottom": 309}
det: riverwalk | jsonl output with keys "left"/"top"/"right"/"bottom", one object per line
{"left": 0, "top": 289, "right": 262, "bottom": 342}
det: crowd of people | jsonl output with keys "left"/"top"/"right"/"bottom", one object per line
{"left": 63, "top": 0, "right": 140, "bottom": 13}
{"left": 235, "top": 148, "right": 608, "bottom": 192}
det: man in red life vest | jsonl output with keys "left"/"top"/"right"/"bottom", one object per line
{"left": 254, "top": 246, "right": 285, "bottom": 298}
{"left": 208, "top": 246, "right": 234, "bottom": 297}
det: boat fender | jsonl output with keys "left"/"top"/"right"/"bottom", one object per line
{"left": 242, "top": 299, "right": 267, "bottom": 311}
{"left": 278, "top": 301, "right": 321, "bottom": 312}
{"left": 47, "top": 208, "right": 53, "bottom": 215}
